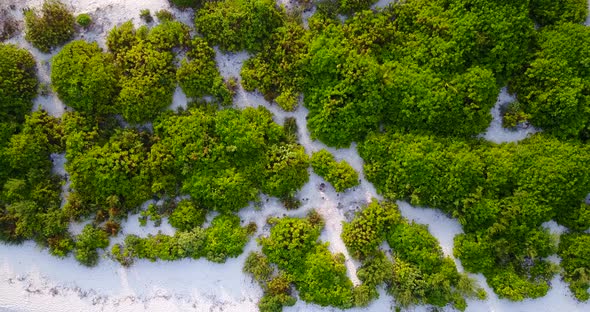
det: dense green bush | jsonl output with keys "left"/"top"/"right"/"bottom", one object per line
{"left": 74, "top": 225, "right": 109, "bottom": 266}
{"left": 195, "top": 0, "right": 284, "bottom": 52}
{"left": 151, "top": 106, "right": 308, "bottom": 212}
{"left": 511, "top": 23, "right": 590, "bottom": 140}
{"left": 0, "top": 44, "right": 38, "bottom": 123}
{"left": 24, "top": 0, "right": 75, "bottom": 53}
{"left": 311, "top": 149, "right": 359, "bottom": 192}
{"left": 558, "top": 233, "right": 590, "bottom": 301}
{"left": 530, "top": 0, "right": 588, "bottom": 26}
{"left": 359, "top": 132, "right": 590, "bottom": 300}
{"left": 241, "top": 22, "right": 308, "bottom": 111}
{"left": 342, "top": 200, "right": 483, "bottom": 310}
{"left": 51, "top": 40, "right": 119, "bottom": 115}
{"left": 168, "top": 199, "right": 205, "bottom": 231}
{"left": 341, "top": 200, "right": 400, "bottom": 259}
{"left": 302, "top": 0, "right": 536, "bottom": 147}
{"left": 260, "top": 213, "right": 355, "bottom": 308}
{"left": 0, "top": 112, "right": 65, "bottom": 250}
{"left": 176, "top": 37, "right": 233, "bottom": 105}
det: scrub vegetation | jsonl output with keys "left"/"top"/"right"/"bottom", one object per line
{"left": 1, "top": 0, "right": 590, "bottom": 308}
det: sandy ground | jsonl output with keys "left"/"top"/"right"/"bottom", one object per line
{"left": 1, "top": 0, "right": 589, "bottom": 311}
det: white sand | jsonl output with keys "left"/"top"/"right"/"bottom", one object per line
{"left": 480, "top": 87, "right": 539, "bottom": 144}
{"left": 1, "top": 0, "right": 590, "bottom": 311}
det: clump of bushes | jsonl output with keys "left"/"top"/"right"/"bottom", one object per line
{"left": 510, "top": 23, "right": 590, "bottom": 140}
{"left": 241, "top": 22, "right": 308, "bottom": 111}
{"left": 342, "top": 200, "right": 485, "bottom": 310}
{"left": 0, "top": 44, "right": 38, "bottom": 123}
{"left": 51, "top": 40, "right": 119, "bottom": 115}
{"left": 255, "top": 212, "right": 356, "bottom": 310}
{"left": 359, "top": 132, "right": 590, "bottom": 300}
{"left": 311, "top": 149, "right": 359, "bottom": 192}
{"left": 74, "top": 225, "right": 109, "bottom": 267}
{"left": 111, "top": 214, "right": 253, "bottom": 265}
{"left": 24, "top": 0, "right": 75, "bottom": 53}
{"left": 177, "top": 37, "right": 233, "bottom": 105}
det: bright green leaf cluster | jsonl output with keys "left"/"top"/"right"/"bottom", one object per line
{"left": 311, "top": 149, "right": 359, "bottom": 192}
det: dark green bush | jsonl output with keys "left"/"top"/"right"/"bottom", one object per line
{"left": 51, "top": 40, "right": 119, "bottom": 115}
{"left": 558, "top": 233, "right": 590, "bottom": 301}
{"left": 24, "top": 0, "right": 75, "bottom": 53}
{"left": 244, "top": 252, "right": 274, "bottom": 285}
{"left": 311, "top": 149, "right": 359, "bottom": 192}
{"left": 0, "top": 44, "right": 38, "bottom": 123}
{"left": 530, "top": 0, "right": 588, "bottom": 26}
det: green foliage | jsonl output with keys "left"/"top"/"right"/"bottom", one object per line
{"left": 311, "top": 149, "right": 359, "bottom": 192}
{"left": 151, "top": 106, "right": 308, "bottom": 212}
{"left": 0, "top": 44, "right": 38, "bottom": 123}
{"left": 76, "top": 13, "right": 92, "bottom": 27}
{"left": 0, "top": 111, "right": 64, "bottom": 245}
{"left": 64, "top": 119, "right": 152, "bottom": 214}
{"left": 359, "top": 131, "right": 589, "bottom": 300}
{"left": 116, "top": 40, "right": 176, "bottom": 123}
{"left": 260, "top": 214, "right": 355, "bottom": 308}
{"left": 24, "top": 0, "right": 75, "bottom": 53}
{"left": 303, "top": 0, "right": 534, "bottom": 147}
{"left": 74, "top": 225, "right": 109, "bottom": 267}
{"left": 168, "top": 199, "right": 205, "bottom": 231}
{"left": 558, "top": 233, "right": 590, "bottom": 301}
{"left": 241, "top": 22, "right": 308, "bottom": 110}
{"left": 51, "top": 40, "right": 119, "bottom": 115}
{"left": 511, "top": 23, "right": 590, "bottom": 140}
{"left": 530, "top": 0, "right": 588, "bottom": 26}
{"left": 113, "top": 214, "right": 251, "bottom": 264}
{"left": 195, "top": 0, "right": 284, "bottom": 52}
{"left": 338, "top": 0, "right": 377, "bottom": 15}
{"left": 177, "top": 37, "right": 232, "bottom": 105}
{"left": 139, "top": 10, "right": 153, "bottom": 23}
{"left": 244, "top": 252, "right": 274, "bottom": 285}
{"left": 169, "top": 0, "right": 202, "bottom": 8}
{"left": 341, "top": 199, "right": 483, "bottom": 309}
{"left": 342, "top": 200, "right": 401, "bottom": 258}
{"left": 203, "top": 214, "right": 251, "bottom": 262}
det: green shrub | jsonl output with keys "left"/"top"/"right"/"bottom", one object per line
{"left": 530, "top": 0, "right": 588, "bottom": 26}
{"left": 76, "top": 13, "right": 92, "bottom": 27}
{"left": 168, "top": 199, "right": 206, "bottom": 231}
{"left": 176, "top": 37, "right": 231, "bottom": 104}
{"left": 203, "top": 214, "right": 251, "bottom": 262}
{"left": 244, "top": 252, "right": 274, "bottom": 285}
{"left": 0, "top": 44, "right": 38, "bottom": 123}
{"left": 24, "top": 0, "right": 75, "bottom": 53}
{"left": 74, "top": 225, "right": 109, "bottom": 267}
{"left": 342, "top": 200, "right": 401, "bottom": 259}
{"left": 311, "top": 149, "right": 359, "bottom": 192}
{"left": 195, "top": 0, "right": 284, "bottom": 52}
{"left": 51, "top": 40, "right": 119, "bottom": 115}
{"left": 169, "top": 0, "right": 202, "bottom": 8}
{"left": 558, "top": 233, "right": 590, "bottom": 301}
